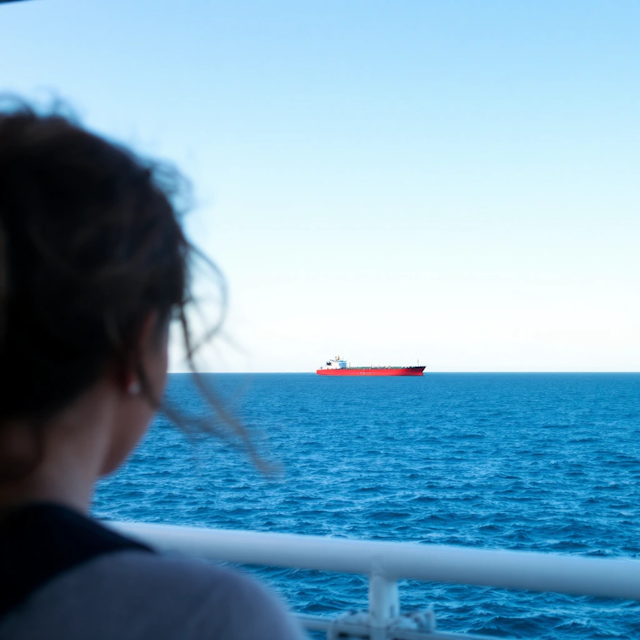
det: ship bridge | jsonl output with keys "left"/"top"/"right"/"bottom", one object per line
{"left": 322, "top": 356, "right": 348, "bottom": 370}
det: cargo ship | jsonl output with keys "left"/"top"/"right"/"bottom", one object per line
{"left": 316, "top": 356, "right": 425, "bottom": 376}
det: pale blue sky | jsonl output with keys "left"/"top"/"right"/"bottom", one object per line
{"left": 1, "top": 0, "right": 638, "bottom": 371}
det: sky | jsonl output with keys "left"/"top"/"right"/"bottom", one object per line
{"left": 1, "top": 0, "right": 638, "bottom": 372}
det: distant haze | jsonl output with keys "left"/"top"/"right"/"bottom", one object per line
{"left": 2, "top": 0, "right": 638, "bottom": 372}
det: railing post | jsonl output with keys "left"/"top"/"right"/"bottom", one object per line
{"left": 368, "top": 571, "right": 399, "bottom": 640}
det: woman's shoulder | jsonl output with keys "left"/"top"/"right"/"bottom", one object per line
{"left": 102, "top": 551, "right": 305, "bottom": 638}
{"left": 103, "top": 550, "right": 298, "bottom": 621}
{"left": 2, "top": 550, "right": 306, "bottom": 640}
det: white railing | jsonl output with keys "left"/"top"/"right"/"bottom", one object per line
{"left": 111, "top": 522, "right": 640, "bottom": 640}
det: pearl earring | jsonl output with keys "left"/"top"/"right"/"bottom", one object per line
{"left": 127, "top": 380, "right": 141, "bottom": 396}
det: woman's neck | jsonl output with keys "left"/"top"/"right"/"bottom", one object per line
{"left": 0, "top": 386, "right": 118, "bottom": 514}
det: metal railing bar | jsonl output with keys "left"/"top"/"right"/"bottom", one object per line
{"left": 111, "top": 522, "right": 640, "bottom": 600}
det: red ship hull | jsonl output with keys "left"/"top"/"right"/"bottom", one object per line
{"left": 316, "top": 366, "right": 425, "bottom": 377}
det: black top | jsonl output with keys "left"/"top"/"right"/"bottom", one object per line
{"left": 0, "top": 503, "right": 152, "bottom": 621}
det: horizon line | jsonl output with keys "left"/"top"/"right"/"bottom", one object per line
{"left": 167, "top": 370, "right": 640, "bottom": 375}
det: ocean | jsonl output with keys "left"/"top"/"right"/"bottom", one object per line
{"left": 94, "top": 373, "right": 640, "bottom": 638}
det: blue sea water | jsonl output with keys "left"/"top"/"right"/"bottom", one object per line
{"left": 95, "top": 373, "right": 640, "bottom": 638}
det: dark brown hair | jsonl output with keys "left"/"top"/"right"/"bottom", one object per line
{"left": 0, "top": 99, "right": 254, "bottom": 479}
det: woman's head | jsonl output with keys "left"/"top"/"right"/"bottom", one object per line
{"left": 0, "top": 100, "right": 191, "bottom": 481}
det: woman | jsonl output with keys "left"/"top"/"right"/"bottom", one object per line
{"left": 0, "top": 102, "right": 304, "bottom": 639}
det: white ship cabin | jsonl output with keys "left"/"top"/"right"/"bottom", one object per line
{"left": 323, "top": 356, "right": 347, "bottom": 369}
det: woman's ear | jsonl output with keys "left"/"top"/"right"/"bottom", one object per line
{"left": 102, "top": 311, "right": 170, "bottom": 477}
{"left": 137, "top": 310, "right": 170, "bottom": 402}
{"left": 138, "top": 310, "right": 162, "bottom": 352}
{"left": 117, "top": 311, "right": 168, "bottom": 401}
